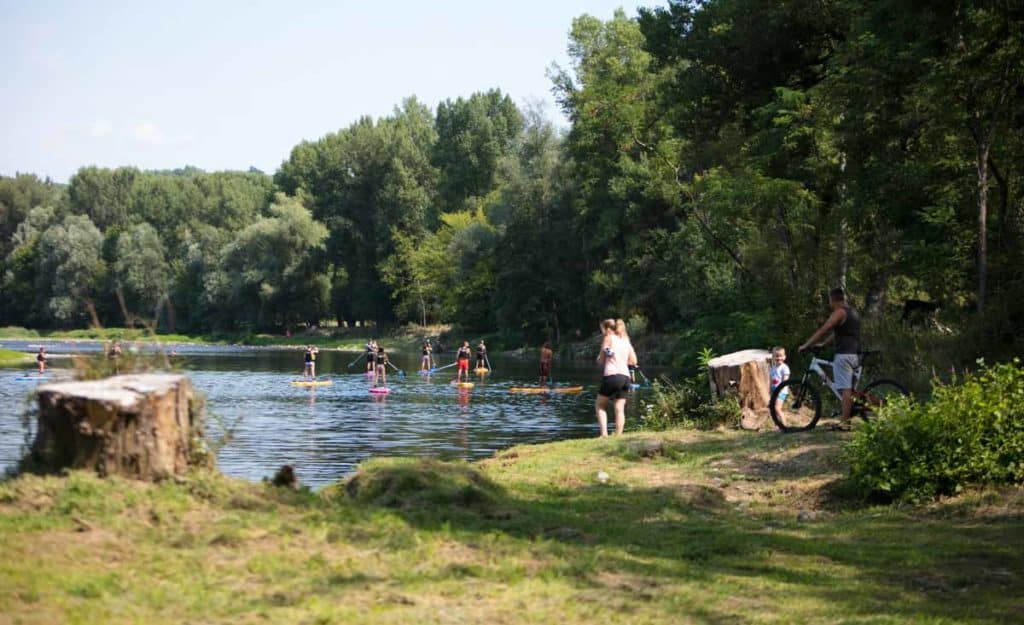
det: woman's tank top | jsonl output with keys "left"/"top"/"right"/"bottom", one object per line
{"left": 602, "top": 335, "right": 633, "bottom": 377}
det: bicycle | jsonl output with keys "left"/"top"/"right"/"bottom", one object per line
{"left": 769, "top": 348, "right": 908, "bottom": 432}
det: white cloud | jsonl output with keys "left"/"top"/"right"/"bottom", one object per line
{"left": 130, "top": 121, "right": 166, "bottom": 145}
{"left": 88, "top": 119, "right": 113, "bottom": 138}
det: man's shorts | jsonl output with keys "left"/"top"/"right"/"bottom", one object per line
{"left": 457, "top": 358, "right": 470, "bottom": 372}
{"left": 833, "top": 353, "right": 860, "bottom": 390}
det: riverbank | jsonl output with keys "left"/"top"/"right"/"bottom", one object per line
{"left": 0, "top": 349, "right": 31, "bottom": 367}
{"left": 0, "top": 326, "right": 427, "bottom": 353}
{"left": 1, "top": 428, "right": 1021, "bottom": 624}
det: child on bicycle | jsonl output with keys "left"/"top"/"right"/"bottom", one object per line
{"left": 769, "top": 346, "right": 790, "bottom": 415}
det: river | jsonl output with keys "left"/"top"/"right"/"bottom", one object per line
{"left": 0, "top": 340, "right": 657, "bottom": 488}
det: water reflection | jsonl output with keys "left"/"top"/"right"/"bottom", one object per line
{"left": 0, "top": 341, "right": 656, "bottom": 488}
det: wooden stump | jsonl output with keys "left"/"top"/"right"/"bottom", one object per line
{"left": 707, "top": 349, "right": 772, "bottom": 431}
{"left": 32, "top": 374, "right": 202, "bottom": 481}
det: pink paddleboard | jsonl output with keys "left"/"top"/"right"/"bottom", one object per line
{"left": 369, "top": 387, "right": 391, "bottom": 394}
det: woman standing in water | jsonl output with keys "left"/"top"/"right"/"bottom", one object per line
{"left": 595, "top": 319, "right": 637, "bottom": 437}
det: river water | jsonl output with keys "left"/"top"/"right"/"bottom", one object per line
{"left": 0, "top": 341, "right": 656, "bottom": 488}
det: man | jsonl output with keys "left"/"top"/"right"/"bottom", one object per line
{"left": 799, "top": 288, "right": 861, "bottom": 430}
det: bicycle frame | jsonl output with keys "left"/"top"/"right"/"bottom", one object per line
{"left": 804, "top": 355, "right": 863, "bottom": 402}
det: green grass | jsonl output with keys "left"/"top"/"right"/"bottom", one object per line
{"left": 1, "top": 429, "right": 1021, "bottom": 624}
{"left": 0, "top": 348, "right": 31, "bottom": 367}
{"left": 0, "top": 326, "right": 427, "bottom": 352}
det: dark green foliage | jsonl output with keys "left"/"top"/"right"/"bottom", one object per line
{"left": 845, "top": 360, "right": 1024, "bottom": 501}
{"left": 640, "top": 374, "right": 742, "bottom": 431}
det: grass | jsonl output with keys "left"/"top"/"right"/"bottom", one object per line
{"left": 1, "top": 428, "right": 1021, "bottom": 624}
{"left": 0, "top": 326, "right": 429, "bottom": 352}
{"left": 0, "top": 348, "right": 31, "bottom": 367}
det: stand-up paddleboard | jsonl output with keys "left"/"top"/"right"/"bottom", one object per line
{"left": 452, "top": 381, "right": 475, "bottom": 388}
{"left": 14, "top": 375, "right": 50, "bottom": 382}
{"left": 474, "top": 368, "right": 490, "bottom": 374}
{"left": 291, "top": 379, "right": 333, "bottom": 387}
{"left": 369, "top": 387, "right": 391, "bottom": 394}
{"left": 630, "top": 383, "right": 641, "bottom": 390}
{"left": 509, "top": 386, "right": 584, "bottom": 394}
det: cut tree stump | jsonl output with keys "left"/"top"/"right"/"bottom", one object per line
{"left": 706, "top": 349, "right": 772, "bottom": 431}
{"left": 32, "top": 374, "right": 202, "bottom": 481}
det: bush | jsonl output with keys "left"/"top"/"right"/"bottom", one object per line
{"left": 845, "top": 360, "right": 1024, "bottom": 501}
{"left": 640, "top": 376, "right": 741, "bottom": 431}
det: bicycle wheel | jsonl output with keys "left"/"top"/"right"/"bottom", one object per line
{"left": 855, "top": 379, "right": 909, "bottom": 420}
{"left": 769, "top": 380, "right": 822, "bottom": 432}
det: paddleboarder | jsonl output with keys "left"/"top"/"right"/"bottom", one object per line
{"left": 475, "top": 340, "right": 488, "bottom": 371}
{"left": 303, "top": 345, "right": 319, "bottom": 379}
{"left": 539, "top": 342, "right": 553, "bottom": 385}
{"left": 374, "top": 347, "right": 389, "bottom": 388}
{"left": 421, "top": 340, "right": 433, "bottom": 371}
{"left": 455, "top": 341, "right": 472, "bottom": 383}
{"left": 36, "top": 347, "right": 47, "bottom": 375}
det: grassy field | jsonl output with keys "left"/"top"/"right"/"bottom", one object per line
{"left": 0, "top": 326, "right": 429, "bottom": 352}
{"left": 0, "top": 348, "right": 31, "bottom": 367}
{"left": 1, "top": 428, "right": 1021, "bottom": 624}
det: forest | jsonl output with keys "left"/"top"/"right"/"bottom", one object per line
{"left": 1, "top": 0, "right": 1021, "bottom": 366}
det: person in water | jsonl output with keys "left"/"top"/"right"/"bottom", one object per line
{"left": 365, "top": 339, "right": 377, "bottom": 373}
{"left": 374, "top": 347, "right": 389, "bottom": 387}
{"left": 303, "top": 345, "right": 319, "bottom": 379}
{"left": 595, "top": 318, "right": 637, "bottom": 437}
{"left": 475, "top": 340, "right": 488, "bottom": 370}
{"left": 455, "top": 341, "right": 472, "bottom": 383}
{"left": 36, "top": 347, "right": 47, "bottom": 375}
{"left": 539, "top": 341, "right": 553, "bottom": 385}
{"left": 421, "top": 340, "right": 433, "bottom": 371}
{"left": 109, "top": 340, "right": 123, "bottom": 374}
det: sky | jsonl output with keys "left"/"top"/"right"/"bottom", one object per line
{"left": 1, "top": 0, "right": 665, "bottom": 182}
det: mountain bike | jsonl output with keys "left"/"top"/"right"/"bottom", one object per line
{"left": 769, "top": 348, "right": 908, "bottom": 432}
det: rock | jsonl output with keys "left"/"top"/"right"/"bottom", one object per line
{"left": 797, "top": 510, "right": 816, "bottom": 523}
{"left": 597, "top": 471, "right": 610, "bottom": 484}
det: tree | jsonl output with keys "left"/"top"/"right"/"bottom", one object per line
{"left": 113, "top": 222, "right": 171, "bottom": 322}
{"left": 35, "top": 215, "right": 106, "bottom": 325}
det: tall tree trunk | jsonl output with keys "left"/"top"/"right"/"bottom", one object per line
{"left": 977, "top": 140, "right": 990, "bottom": 312}
{"left": 837, "top": 218, "right": 848, "bottom": 290}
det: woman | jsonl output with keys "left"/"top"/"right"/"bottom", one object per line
{"left": 303, "top": 345, "right": 319, "bottom": 379}
{"left": 374, "top": 347, "right": 389, "bottom": 388}
{"left": 595, "top": 319, "right": 637, "bottom": 437}
{"left": 420, "top": 340, "right": 433, "bottom": 371}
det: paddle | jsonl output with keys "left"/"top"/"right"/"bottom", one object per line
{"left": 387, "top": 361, "right": 406, "bottom": 380}
{"left": 484, "top": 353, "right": 494, "bottom": 374}
{"left": 429, "top": 361, "right": 458, "bottom": 374}
{"left": 635, "top": 367, "right": 652, "bottom": 387}
{"left": 346, "top": 352, "right": 365, "bottom": 369}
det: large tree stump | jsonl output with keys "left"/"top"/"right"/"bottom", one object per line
{"left": 707, "top": 349, "right": 772, "bottom": 431}
{"left": 32, "top": 374, "right": 201, "bottom": 481}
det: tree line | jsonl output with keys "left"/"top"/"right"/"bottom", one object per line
{"left": 1, "top": 0, "right": 1021, "bottom": 359}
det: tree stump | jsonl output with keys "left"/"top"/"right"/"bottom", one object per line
{"left": 706, "top": 349, "right": 772, "bottom": 431}
{"left": 32, "top": 374, "right": 202, "bottom": 481}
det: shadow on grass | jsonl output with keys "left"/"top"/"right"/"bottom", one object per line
{"left": 334, "top": 444, "right": 1024, "bottom": 623}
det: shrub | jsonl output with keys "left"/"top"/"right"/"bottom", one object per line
{"left": 845, "top": 360, "right": 1024, "bottom": 501}
{"left": 640, "top": 375, "right": 740, "bottom": 431}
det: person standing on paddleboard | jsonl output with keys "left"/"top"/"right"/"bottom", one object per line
{"left": 36, "top": 346, "right": 47, "bottom": 375}
{"left": 303, "top": 345, "right": 319, "bottom": 379}
{"left": 539, "top": 342, "right": 553, "bottom": 385}
{"left": 365, "top": 339, "right": 377, "bottom": 373}
{"left": 421, "top": 339, "right": 433, "bottom": 371}
{"left": 374, "top": 347, "right": 389, "bottom": 388}
{"left": 455, "top": 341, "right": 472, "bottom": 383}
{"left": 475, "top": 340, "right": 488, "bottom": 371}
{"left": 595, "top": 319, "right": 637, "bottom": 437}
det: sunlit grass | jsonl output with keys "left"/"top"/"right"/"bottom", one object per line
{"left": 1, "top": 429, "right": 1021, "bottom": 624}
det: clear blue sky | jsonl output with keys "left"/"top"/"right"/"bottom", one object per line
{"left": 1, "top": 0, "right": 664, "bottom": 182}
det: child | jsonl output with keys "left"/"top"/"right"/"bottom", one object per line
{"left": 374, "top": 347, "right": 389, "bottom": 387}
{"left": 770, "top": 346, "right": 790, "bottom": 414}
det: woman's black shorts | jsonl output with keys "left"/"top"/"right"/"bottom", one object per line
{"left": 599, "top": 374, "right": 631, "bottom": 400}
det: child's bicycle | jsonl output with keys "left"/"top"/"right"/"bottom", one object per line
{"left": 769, "top": 348, "right": 908, "bottom": 432}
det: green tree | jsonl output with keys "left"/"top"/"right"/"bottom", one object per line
{"left": 35, "top": 215, "right": 106, "bottom": 325}
{"left": 113, "top": 222, "right": 171, "bottom": 322}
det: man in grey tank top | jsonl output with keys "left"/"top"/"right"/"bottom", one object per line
{"left": 799, "top": 288, "right": 862, "bottom": 429}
